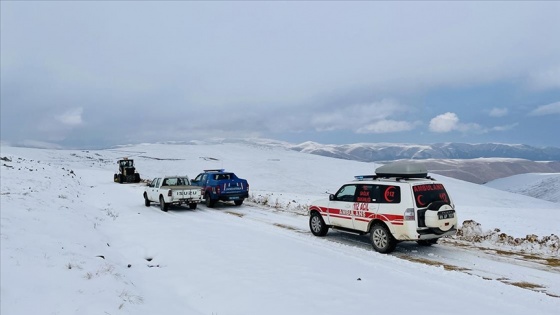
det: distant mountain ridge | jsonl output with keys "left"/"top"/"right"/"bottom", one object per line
{"left": 288, "top": 142, "right": 560, "bottom": 162}
{"left": 378, "top": 158, "right": 560, "bottom": 184}
{"left": 178, "top": 139, "right": 560, "bottom": 184}
{"left": 181, "top": 139, "right": 560, "bottom": 161}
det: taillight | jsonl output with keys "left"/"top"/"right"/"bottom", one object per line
{"left": 216, "top": 185, "right": 221, "bottom": 194}
{"left": 404, "top": 208, "right": 415, "bottom": 221}
{"left": 167, "top": 190, "right": 172, "bottom": 197}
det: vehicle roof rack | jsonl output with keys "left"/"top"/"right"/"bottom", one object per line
{"left": 374, "top": 163, "right": 432, "bottom": 180}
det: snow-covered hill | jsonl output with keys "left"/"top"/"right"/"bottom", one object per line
{"left": 161, "top": 138, "right": 560, "bottom": 183}
{"left": 288, "top": 141, "right": 560, "bottom": 161}
{"left": 1, "top": 143, "right": 559, "bottom": 314}
{"left": 153, "top": 138, "right": 560, "bottom": 161}
{"left": 485, "top": 173, "right": 560, "bottom": 203}
{"left": 371, "top": 158, "right": 560, "bottom": 184}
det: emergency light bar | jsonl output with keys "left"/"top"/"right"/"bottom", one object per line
{"left": 204, "top": 169, "right": 225, "bottom": 173}
{"left": 354, "top": 175, "right": 378, "bottom": 180}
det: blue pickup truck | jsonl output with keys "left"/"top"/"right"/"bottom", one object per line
{"left": 191, "top": 169, "right": 250, "bottom": 208}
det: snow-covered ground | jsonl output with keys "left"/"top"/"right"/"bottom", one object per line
{"left": 1, "top": 142, "right": 559, "bottom": 314}
{"left": 485, "top": 173, "right": 560, "bottom": 203}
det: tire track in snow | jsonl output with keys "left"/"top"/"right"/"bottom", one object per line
{"left": 202, "top": 203, "right": 560, "bottom": 298}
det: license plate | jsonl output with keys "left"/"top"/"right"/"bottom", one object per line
{"left": 438, "top": 210, "right": 454, "bottom": 219}
{"left": 229, "top": 196, "right": 239, "bottom": 200}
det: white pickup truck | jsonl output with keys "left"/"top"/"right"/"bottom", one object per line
{"left": 143, "top": 176, "right": 203, "bottom": 211}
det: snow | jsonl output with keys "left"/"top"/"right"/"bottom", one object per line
{"left": 485, "top": 173, "right": 560, "bottom": 203}
{"left": 439, "top": 175, "right": 558, "bottom": 236}
{"left": 1, "top": 143, "right": 559, "bottom": 314}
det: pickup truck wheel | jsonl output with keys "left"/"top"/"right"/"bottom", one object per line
{"left": 205, "top": 193, "right": 215, "bottom": 208}
{"left": 234, "top": 199, "right": 243, "bottom": 206}
{"left": 144, "top": 193, "right": 151, "bottom": 207}
{"left": 159, "top": 196, "right": 168, "bottom": 212}
{"left": 370, "top": 223, "right": 397, "bottom": 253}
{"left": 189, "top": 203, "right": 197, "bottom": 210}
{"left": 309, "top": 212, "right": 328, "bottom": 236}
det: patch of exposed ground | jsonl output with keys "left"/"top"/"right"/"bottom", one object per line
{"left": 442, "top": 239, "right": 560, "bottom": 271}
{"left": 273, "top": 223, "right": 303, "bottom": 232}
{"left": 224, "top": 211, "right": 244, "bottom": 218}
{"left": 397, "top": 255, "right": 470, "bottom": 272}
{"left": 398, "top": 253, "right": 558, "bottom": 298}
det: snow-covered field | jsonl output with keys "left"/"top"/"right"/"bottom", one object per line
{"left": 1, "top": 142, "right": 559, "bottom": 314}
{"left": 485, "top": 173, "right": 560, "bottom": 203}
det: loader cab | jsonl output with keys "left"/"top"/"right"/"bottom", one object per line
{"left": 119, "top": 159, "right": 134, "bottom": 169}
{"left": 114, "top": 158, "right": 141, "bottom": 183}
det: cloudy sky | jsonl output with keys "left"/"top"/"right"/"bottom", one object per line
{"left": 1, "top": 1, "right": 559, "bottom": 149}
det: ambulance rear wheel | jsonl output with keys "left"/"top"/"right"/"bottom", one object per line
{"left": 370, "top": 223, "right": 397, "bottom": 253}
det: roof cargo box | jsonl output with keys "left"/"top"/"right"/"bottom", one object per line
{"left": 375, "top": 163, "right": 428, "bottom": 178}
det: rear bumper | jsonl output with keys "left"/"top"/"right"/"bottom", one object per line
{"left": 216, "top": 192, "right": 249, "bottom": 201}
{"left": 170, "top": 198, "right": 202, "bottom": 205}
{"left": 417, "top": 227, "right": 457, "bottom": 239}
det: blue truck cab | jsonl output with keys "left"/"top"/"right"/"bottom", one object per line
{"left": 191, "top": 169, "right": 249, "bottom": 208}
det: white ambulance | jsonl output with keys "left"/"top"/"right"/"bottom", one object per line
{"left": 308, "top": 163, "right": 457, "bottom": 253}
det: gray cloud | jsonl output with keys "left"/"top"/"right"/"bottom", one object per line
{"left": 526, "top": 66, "right": 560, "bottom": 90}
{"left": 55, "top": 108, "right": 83, "bottom": 126}
{"left": 309, "top": 99, "right": 413, "bottom": 132}
{"left": 529, "top": 101, "right": 560, "bottom": 116}
{"left": 356, "top": 120, "right": 421, "bottom": 134}
{"left": 491, "top": 123, "right": 519, "bottom": 132}
{"left": 1, "top": 1, "right": 560, "bottom": 147}
{"left": 488, "top": 108, "right": 509, "bottom": 118}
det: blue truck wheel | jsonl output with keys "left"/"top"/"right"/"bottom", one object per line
{"left": 205, "top": 193, "right": 216, "bottom": 208}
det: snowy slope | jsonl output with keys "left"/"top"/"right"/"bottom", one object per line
{"left": 288, "top": 141, "right": 560, "bottom": 161}
{"left": 170, "top": 139, "right": 560, "bottom": 183}
{"left": 1, "top": 143, "right": 559, "bottom": 315}
{"left": 485, "top": 173, "right": 560, "bottom": 203}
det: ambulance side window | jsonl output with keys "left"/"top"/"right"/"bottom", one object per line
{"left": 355, "top": 184, "right": 378, "bottom": 203}
{"left": 334, "top": 185, "right": 357, "bottom": 202}
{"left": 378, "top": 185, "right": 401, "bottom": 203}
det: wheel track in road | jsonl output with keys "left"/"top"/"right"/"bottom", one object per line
{"left": 201, "top": 202, "right": 560, "bottom": 299}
